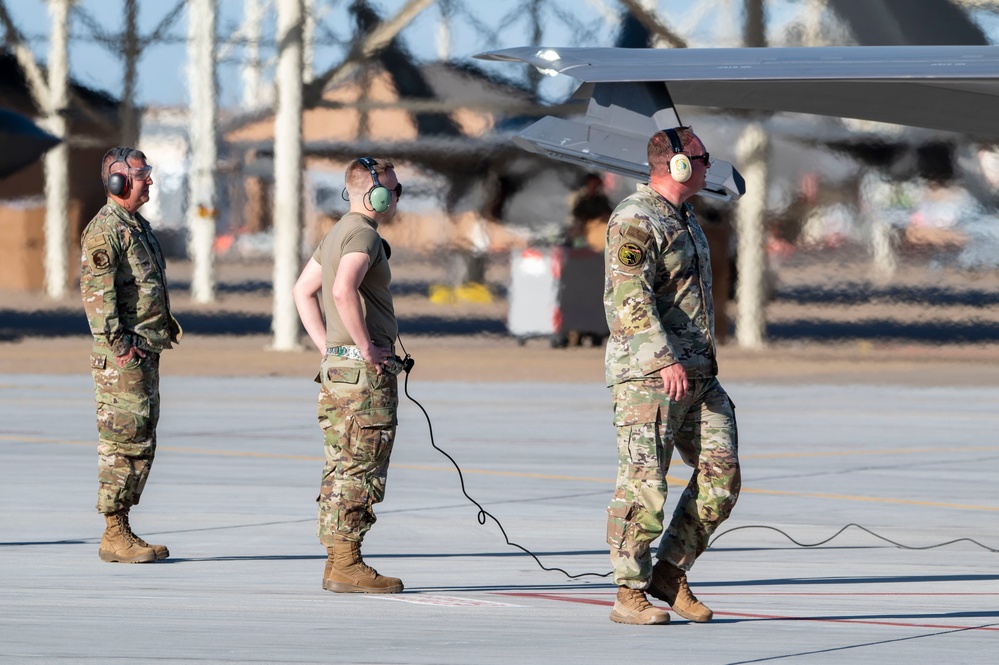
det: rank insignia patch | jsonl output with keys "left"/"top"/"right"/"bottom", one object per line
{"left": 618, "top": 242, "right": 644, "bottom": 267}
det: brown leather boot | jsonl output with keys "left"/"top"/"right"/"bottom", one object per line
{"left": 609, "top": 586, "right": 670, "bottom": 625}
{"left": 649, "top": 559, "right": 713, "bottom": 622}
{"left": 99, "top": 512, "right": 157, "bottom": 563}
{"left": 121, "top": 513, "right": 169, "bottom": 560}
{"left": 322, "top": 537, "right": 403, "bottom": 594}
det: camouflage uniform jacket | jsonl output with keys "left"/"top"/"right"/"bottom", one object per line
{"left": 604, "top": 183, "right": 717, "bottom": 386}
{"left": 80, "top": 200, "right": 181, "bottom": 356}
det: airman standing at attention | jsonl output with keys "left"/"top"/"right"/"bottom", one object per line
{"left": 81, "top": 147, "right": 181, "bottom": 563}
{"left": 603, "top": 128, "right": 741, "bottom": 624}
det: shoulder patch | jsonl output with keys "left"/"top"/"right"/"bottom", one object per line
{"left": 618, "top": 242, "right": 645, "bottom": 267}
{"left": 84, "top": 233, "right": 114, "bottom": 275}
{"left": 91, "top": 249, "right": 111, "bottom": 270}
{"left": 84, "top": 232, "right": 107, "bottom": 251}
{"left": 622, "top": 224, "right": 652, "bottom": 246}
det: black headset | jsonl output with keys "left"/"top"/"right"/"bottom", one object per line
{"left": 106, "top": 147, "right": 132, "bottom": 197}
{"left": 358, "top": 157, "right": 392, "bottom": 213}
{"left": 662, "top": 128, "right": 693, "bottom": 183}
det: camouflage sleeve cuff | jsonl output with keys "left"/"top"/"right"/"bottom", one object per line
{"left": 110, "top": 333, "right": 134, "bottom": 357}
{"left": 640, "top": 341, "right": 679, "bottom": 377}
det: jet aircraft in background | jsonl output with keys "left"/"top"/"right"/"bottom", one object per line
{"left": 475, "top": 44, "right": 999, "bottom": 201}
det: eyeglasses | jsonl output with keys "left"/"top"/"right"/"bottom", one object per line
{"left": 129, "top": 166, "right": 153, "bottom": 180}
{"left": 688, "top": 153, "right": 710, "bottom": 166}
{"left": 393, "top": 183, "right": 403, "bottom": 199}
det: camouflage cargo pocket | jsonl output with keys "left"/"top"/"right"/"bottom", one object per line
{"left": 612, "top": 400, "right": 659, "bottom": 427}
{"left": 91, "top": 352, "right": 117, "bottom": 394}
{"left": 606, "top": 499, "right": 635, "bottom": 549}
{"left": 96, "top": 397, "right": 149, "bottom": 443}
{"left": 326, "top": 366, "right": 361, "bottom": 385}
{"left": 346, "top": 407, "right": 397, "bottom": 465}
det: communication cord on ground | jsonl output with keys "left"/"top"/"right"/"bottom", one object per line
{"left": 395, "top": 337, "right": 610, "bottom": 579}
{"left": 395, "top": 339, "right": 996, "bottom": 581}
{"left": 707, "top": 523, "right": 998, "bottom": 553}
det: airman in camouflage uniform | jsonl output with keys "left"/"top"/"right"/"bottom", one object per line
{"left": 604, "top": 128, "right": 741, "bottom": 625}
{"left": 81, "top": 147, "right": 181, "bottom": 564}
{"left": 294, "top": 157, "right": 406, "bottom": 594}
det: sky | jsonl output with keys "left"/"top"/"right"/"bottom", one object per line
{"left": 5, "top": 0, "right": 608, "bottom": 109}
{"left": 8, "top": 0, "right": 999, "bottom": 111}
{"left": 3, "top": 0, "right": 836, "bottom": 110}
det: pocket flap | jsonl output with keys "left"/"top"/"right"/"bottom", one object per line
{"left": 607, "top": 501, "right": 633, "bottom": 520}
{"left": 91, "top": 353, "right": 107, "bottom": 370}
{"left": 326, "top": 367, "right": 360, "bottom": 384}
{"left": 353, "top": 407, "right": 397, "bottom": 428}
{"left": 96, "top": 394, "right": 151, "bottom": 418}
{"left": 613, "top": 401, "right": 659, "bottom": 427}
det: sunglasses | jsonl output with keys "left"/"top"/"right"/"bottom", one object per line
{"left": 393, "top": 183, "right": 403, "bottom": 199}
{"left": 129, "top": 166, "right": 153, "bottom": 180}
{"left": 688, "top": 153, "right": 710, "bottom": 166}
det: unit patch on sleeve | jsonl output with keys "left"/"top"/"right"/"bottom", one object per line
{"left": 618, "top": 242, "right": 645, "bottom": 267}
{"left": 85, "top": 233, "right": 113, "bottom": 275}
{"left": 92, "top": 249, "right": 110, "bottom": 270}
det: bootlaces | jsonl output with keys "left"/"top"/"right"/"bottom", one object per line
{"left": 624, "top": 589, "right": 654, "bottom": 611}
{"left": 352, "top": 558, "right": 379, "bottom": 577}
{"left": 675, "top": 575, "right": 700, "bottom": 603}
{"left": 115, "top": 514, "right": 142, "bottom": 546}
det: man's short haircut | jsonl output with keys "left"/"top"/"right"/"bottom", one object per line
{"left": 345, "top": 157, "right": 395, "bottom": 195}
{"left": 101, "top": 147, "right": 147, "bottom": 191}
{"left": 647, "top": 126, "right": 694, "bottom": 177}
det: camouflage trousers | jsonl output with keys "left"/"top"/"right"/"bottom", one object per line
{"left": 607, "top": 375, "right": 741, "bottom": 588}
{"left": 90, "top": 343, "right": 161, "bottom": 515}
{"left": 316, "top": 354, "right": 399, "bottom": 546}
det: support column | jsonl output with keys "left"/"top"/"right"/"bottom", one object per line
{"left": 734, "top": 122, "right": 770, "bottom": 349}
{"left": 120, "top": 0, "right": 140, "bottom": 146}
{"left": 241, "top": 0, "right": 264, "bottom": 110}
{"left": 43, "top": 0, "right": 71, "bottom": 299}
{"left": 186, "top": 0, "right": 219, "bottom": 303}
{"left": 271, "top": 0, "right": 304, "bottom": 351}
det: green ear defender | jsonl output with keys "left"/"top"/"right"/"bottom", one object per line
{"left": 358, "top": 157, "right": 392, "bottom": 213}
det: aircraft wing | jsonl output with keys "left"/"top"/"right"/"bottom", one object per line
{"left": 476, "top": 45, "right": 999, "bottom": 200}
{"left": 0, "top": 108, "right": 60, "bottom": 179}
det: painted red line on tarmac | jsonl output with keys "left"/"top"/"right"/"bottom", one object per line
{"left": 497, "top": 592, "right": 613, "bottom": 607}
{"left": 706, "top": 592, "right": 999, "bottom": 597}
{"left": 495, "top": 593, "right": 999, "bottom": 632}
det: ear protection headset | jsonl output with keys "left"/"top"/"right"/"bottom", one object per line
{"left": 106, "top": 147, "right": 131, "bottom": 197}
{"left": 358, "top": 157, "right": 392, "bottom": 213}
{"left": 662, "top": 128, "right": 692, "bottom": 183}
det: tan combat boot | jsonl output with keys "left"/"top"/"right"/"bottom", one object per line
{"left": 609, "top": 586, "right": 671, "bottom": 625}
{"left": 99, "top": 512, "right": 157, "bottom": 563}
{"left": 322, "top": 546, "right": 335, "bottom": 588}
{"left": 322, "top": 537, "right": 403, "bottom": 594}
{"left": 649, "top": 559, "right": 713, "bottom": 622}
{"left": 121, "top": 513, "right": 169, "bottom": 560}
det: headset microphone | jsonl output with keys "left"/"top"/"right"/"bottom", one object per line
{"left": 358, "top": 157, "right": 392, "bottom": 213}
{"left": 662, "top": 128, "right": 692, "bottom": 183}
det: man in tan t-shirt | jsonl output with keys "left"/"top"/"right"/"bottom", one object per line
{"left": 293, "top": 157, "right": 406, "bottom": 594}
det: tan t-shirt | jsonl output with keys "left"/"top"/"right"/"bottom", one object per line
{"left": 313, "top": 212, "right": 397, "bottom": 348}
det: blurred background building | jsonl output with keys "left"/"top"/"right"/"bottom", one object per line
{"left": 3, "top": 0, "right": 999, "bottom": 350}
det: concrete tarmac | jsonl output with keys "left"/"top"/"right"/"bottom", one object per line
{"left": 2, "top": 373, "right": 998, "bottom": 664}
